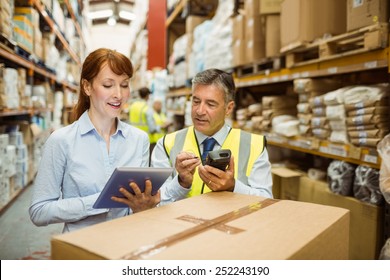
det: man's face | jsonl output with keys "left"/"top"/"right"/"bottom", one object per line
{"left": 191, "top": 84, "right": 234, "bottom": 136}
{"left": 153, "top": 100, "right": 162, "bottom": 113}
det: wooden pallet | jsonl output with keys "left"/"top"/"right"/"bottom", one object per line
{"left": 0, "top": 33, "right": 16, "bottom": 53}
{"left": 0, "top": 33, "right": 33, "bottom": 62}
{"left": 235, "top": 56, "right": 284, "bottom": 78}
{"left": 15, "top": 45, "right": 32, "bottom": 60}
{"left": 282, "top": 23, "right": 389, "bottom": 68}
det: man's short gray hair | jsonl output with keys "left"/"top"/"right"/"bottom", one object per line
{"left": 191, "top": 69, "right": 236, "bottom": 104}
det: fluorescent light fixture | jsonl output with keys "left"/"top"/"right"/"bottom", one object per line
{"left": 107, "top": 16, "right": 117, "bottom": 26}
{"left": 88, "top": 9, "right": 113, "bottom": 20}
{"left": 119, "top": 10, "right": 137, "bottom": 21}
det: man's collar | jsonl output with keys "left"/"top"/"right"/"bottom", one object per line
{"left": 194, "top": 124, "right": 230, "bottom": 146}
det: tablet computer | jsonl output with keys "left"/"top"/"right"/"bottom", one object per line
{"left": 93, "top": 167, "right": 174, "bottom": 209}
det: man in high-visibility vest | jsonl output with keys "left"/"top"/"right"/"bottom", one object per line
{"left": 151, "top": 69, "right": 273, "bottom": 203}
{"left": 129, "top": 87, "right": 155, "bottom": 144}
{"left": 151, "top": 98, "right": 172, "bottom": 148}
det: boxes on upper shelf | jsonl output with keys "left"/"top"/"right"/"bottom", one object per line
{"left": 265, "top": 14, "right": 281, "bottom": 57}
{"left": 280, "top": 0, "right": 347, "bottom": 51}
{"left": 260, "top": 0, "right": 283, "bottom": 14}
{"left": 347, "top": 0, "right": 389, "bottom": 31}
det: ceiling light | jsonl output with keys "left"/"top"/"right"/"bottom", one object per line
{"left": 107, "top": 16, "right": 117, "bottom": 26}
{"left": 119, "top": 11, "right": 137, "bottom": 21}
{"left": 88, "top": 9, "right": 113, "bottom": 20}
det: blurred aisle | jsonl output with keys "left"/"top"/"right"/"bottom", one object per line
{"left": 0, "top": 185, "right": 62, "bottom": 260}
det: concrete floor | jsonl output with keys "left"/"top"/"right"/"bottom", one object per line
{"left": 0, "top": 185, "right": 62, "bottom": 260}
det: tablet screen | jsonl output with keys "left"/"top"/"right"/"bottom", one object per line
{"left": 93, "top": 167, "right": 174, "bottom": 208}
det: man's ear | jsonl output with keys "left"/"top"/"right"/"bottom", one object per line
{"left": 226, "top": 100, "right": 235, "bottom": 116}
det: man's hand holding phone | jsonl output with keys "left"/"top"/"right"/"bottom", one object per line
{"left": 199, "top": 149, "right": 235, "bottom": 192}
{"left": 205, "top": 149, "right": 231, "bottom": 171}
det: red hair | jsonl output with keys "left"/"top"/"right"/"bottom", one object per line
{"left": 72, "top": 48, "right": 133, "bottom": 121}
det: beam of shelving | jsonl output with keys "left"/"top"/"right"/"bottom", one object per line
{"left": 267, "top": 137, "right": 381, "bottom": 169}
{"left": 166, "top": 87, "right": 192, "bottom": 98}
{"left": 0, "top": 47, "right": 56, "bottom": 80}
{"left": 33, "top": 0, "right": 81, "bottom": 66}
{"left": 235, "top": 48, "right": 389, "bottom": 88}
{"left": 0, "top": 108, "right": 53, "bottom": 118}
{"left": 63, "top": 0, "right": 86, "bottom": 48}
{"left": 165, "top": 0, "right": 187, "bottom": 27}
{"left": 0, "top": 46, "right": 78, "bottom": 91}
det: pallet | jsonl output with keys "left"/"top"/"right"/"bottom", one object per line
{"left": 15, "top": 45, "right": 32, "bottom": 60}
{"left": 235, "top": 56, "right": 284, "bottom": 78}
{"left": 282, "top": 23, "right": 389, "bottom": 68}
{"left": 0, "top": 33, "right": 16, "bottom": 53}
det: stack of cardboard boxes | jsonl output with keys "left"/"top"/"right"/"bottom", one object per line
{"left": 0, "top": 0, "right": 13, "bottom": 38}
{"left": 272, "top": 168, "right": 384, "bottom": 259}
{"left": 280, "top": 0, "right": 347, "bottom": 53}
{"left": 232, "top": 0, "right": 283, "bottom": 67}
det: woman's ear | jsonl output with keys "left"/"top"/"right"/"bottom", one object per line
{"left": 82, "top": 79, "right": 91, "bottom": 96}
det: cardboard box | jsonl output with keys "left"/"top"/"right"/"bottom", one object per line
{"left": 293, "top": 78, "right": 342, "bottom": 94}
{"left": 260, "top": 0, "right": 283, "bottom": 14}
{"left": 245, "top": 15, "right": 265, "bottom": 44}
{"left": 265, "top": 14, "right": 281, "bottom": 57}
{"left": 347, "top": 0, "right": 389, "bottom": 31}
{"left": 280, "top": 0, "right": 347, "bottom": 51}
{"left": 245, "top": 0, "right": 260, "bottom": 16}
{"left": 272, "top": 167, "right": 303, "bottom": 200}
{"left": 262, "top": 95, "right": 298, "bottom": 110}
{"left": 244, "top": 15, "right": 266, "bottom": 63}
{"left": 51, "top": 192, "right": 349, "bottom": 260}
{"left": 245, "top": 40, "right": 266, "bottom": 64}
{"left": 232, "top": 39, "right": 246, "bottom": 67}
{"left": 232, "top": 14, "right": 245, "bottom": 41}
{"left": 299, "top": 176, "right": 384, "bottom": 259}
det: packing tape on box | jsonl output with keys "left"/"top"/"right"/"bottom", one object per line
{"left": 176, "top": 215, "right": 245, "bottom": 234}
{"left": 121, "top": 198, "right": 279, "bottom": 260}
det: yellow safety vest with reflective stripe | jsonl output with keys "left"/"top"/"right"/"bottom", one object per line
{"left": 151, "top": 111, "right": 167, "bottom": 144}
{"left": 129, "top": 100, "right": 153, "bottom": 141}
{"left": 163, "top": 126, "right": 265, "bottom": 197}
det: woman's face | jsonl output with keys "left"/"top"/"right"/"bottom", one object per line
{"left": 85, "top": 63, "right": 130, "bottom": 121}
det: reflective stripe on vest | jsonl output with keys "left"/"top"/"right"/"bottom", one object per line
{"left": 163, "top": 126, "right": 265, "bottom": 197}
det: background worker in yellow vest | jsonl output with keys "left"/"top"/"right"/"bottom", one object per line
{"left": 128, "top": 87, "right": 155, "bottom": 143}
{"left": 151, "top": 98, "right": 172, "bottom": 146}
{"left": 151, "top": 68, "right": 273, "bottom": 204}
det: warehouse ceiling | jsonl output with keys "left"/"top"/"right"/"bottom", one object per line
{"left": 88, "top": 0, "right": 135, "bottom": 26}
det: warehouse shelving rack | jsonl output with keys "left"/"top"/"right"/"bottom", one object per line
{"left": 165, "top": 0, "right": 390, "bottom": 170}
{"left": 0, "top": 0, "right": 85, "bottom": 213}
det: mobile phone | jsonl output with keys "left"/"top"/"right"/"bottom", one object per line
{"left": 205, "top": 149, "right": 231, "bottom": 171}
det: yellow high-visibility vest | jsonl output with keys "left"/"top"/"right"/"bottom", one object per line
{"left": 151, "top": 111, "right": 167, "bottom": 144}
{"left": 129, "top": 100, "right": 153, "bottom": 141}
{"left": 163, "top": 126, "right": 265, "bottom": 197}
